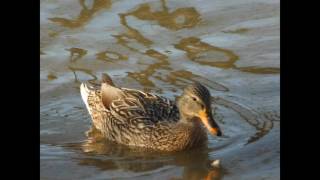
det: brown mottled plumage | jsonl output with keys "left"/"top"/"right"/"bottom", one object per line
{"left": 80, "top": 73, "right": 222, "bottom": 152}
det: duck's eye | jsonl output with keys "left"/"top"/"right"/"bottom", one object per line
{"left": 192, "top": 97, "right": 197, "bottom": 101}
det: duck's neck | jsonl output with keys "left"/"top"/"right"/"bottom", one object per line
{"left": 179, "top": 112, "right": 191, "bottom": 123}
{"left": 178, "top": 116, "right": 208, "bottom": 149}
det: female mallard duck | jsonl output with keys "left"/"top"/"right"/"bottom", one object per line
{"left": 80, "top": 73, "right": 222, "bottom": 152}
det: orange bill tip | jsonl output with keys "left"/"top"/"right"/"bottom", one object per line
{"left": 198, "top": 109, "right": 221, "bottom": 136}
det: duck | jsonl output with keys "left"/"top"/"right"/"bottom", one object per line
{"left": 80, "top": 73, "right": 222, "bottom": 152}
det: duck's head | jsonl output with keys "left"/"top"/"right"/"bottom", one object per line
{"left": 177, "top": 82, "right": 222, "bottom": 136}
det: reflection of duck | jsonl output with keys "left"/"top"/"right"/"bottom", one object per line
{"left": 80, "top": 73, "right": 222, "bottom": 152}
{"left": 63, "top": 136, "right": 224, "bottom": 180}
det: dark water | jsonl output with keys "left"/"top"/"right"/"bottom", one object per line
{"left": 40, "top": 0, "right": 280, "bottom": 179}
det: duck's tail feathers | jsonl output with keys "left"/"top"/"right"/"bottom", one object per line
{"left": 80, "top": 83, "right": 94, "bottom": 114}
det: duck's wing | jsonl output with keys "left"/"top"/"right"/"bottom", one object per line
{"left": 106, "top": 87, "right": 180, "bottom": 126}
{"left": 83, "top": 72, "right": 180, "bottom": 133}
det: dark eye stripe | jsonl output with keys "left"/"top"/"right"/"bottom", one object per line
{"left": 186, "top": 82, "right": 211, "bottom": 106}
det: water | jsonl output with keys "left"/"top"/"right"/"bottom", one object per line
{"left": 40, "top": 0, "right": 280, "bottom": 179}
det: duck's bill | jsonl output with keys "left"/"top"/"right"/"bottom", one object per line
{"left": 198, "top": 110, "right": 222, "bottom": 136}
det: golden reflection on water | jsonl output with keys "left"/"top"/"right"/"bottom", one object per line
{"left": 124, "top": 47, "right": 229, "bottom": 92}
{"left": 64, "top": 47, "right": 98, "bottom": 83}
{"left": 49, "top": 0, "right": 111, "bottom": 28}
{"left": 128, "top": 49, "right": 171, "bottom": 88}
{"left": 145, "top": 49, "right": 169, "bottom": 60}
{"left": 48, "top": 30, "right": 59, "bottom": 37}
{"left": 174, "top": 37, "right": 239, "bottom": 69}
{"left": 113, "top": 0, "right": 200, "bottom": 52}
{"left": 47, "top": 72, "right": 57, "bottom": 81}
{"left": 174, "top": 37, "right": 280, "bottom": 74}
{"left": 222, "top": 28, "right": 250, "bottom": 34}
{"left": 96, "top": 50, "right": 128, "bottom": 62}
{"left": 155, "top": 70, "right": 229, "bottom": 92}
{"left": 68, "top": 66, "right": 97, "bottom": 83}
{"left": 235, "top": 66, "right": 280, "bottom": 74}
{"left": 66, "top": 47, "right": 88, "bottom": 62}
{"left": 123, "top": 0, "right": 201, "bottom": 31}
{"left": 113, "top": 33, "right": 149, "bottom": 52}
{"left": 117, "top": 13, "right": 153, "bottom": 48}
{"left": 44, "top": 0, "right": 279, "bottom": 83}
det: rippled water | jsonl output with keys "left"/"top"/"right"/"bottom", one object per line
{"left": 40, "top": 0, "right": 280, "bottom": 179}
